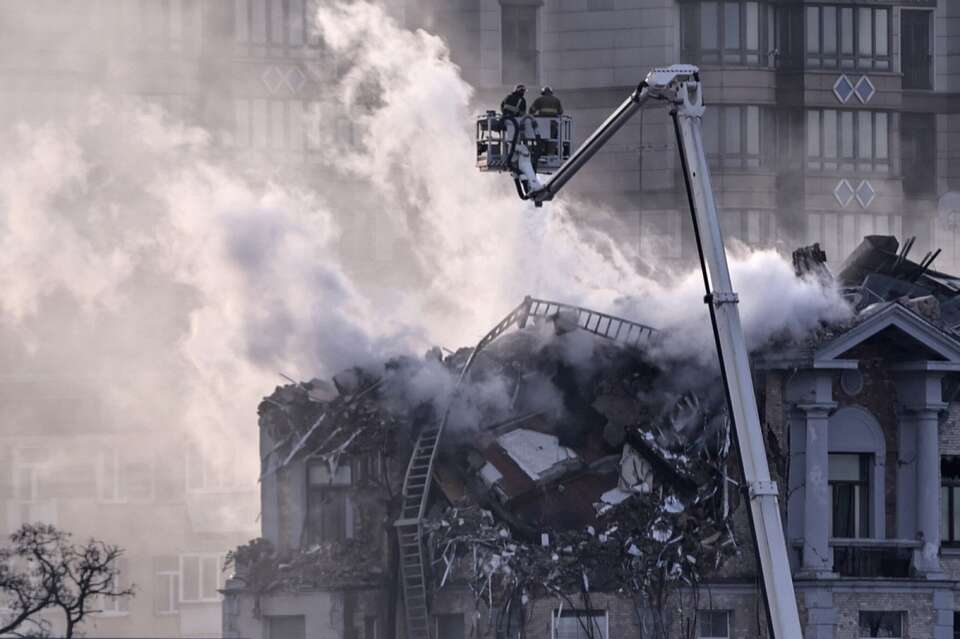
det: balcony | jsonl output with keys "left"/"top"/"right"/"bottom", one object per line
{"left": 829, "top": 539, "right": 920, "bottom": 579}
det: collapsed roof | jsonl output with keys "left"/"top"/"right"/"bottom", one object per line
{"left": 246, "top": 297, "right": 738, "bottom": 624}
{"left": 245, "top": 237, "right": 960, "bottom": 620}
{"left": 800, "top": 235, "right": 960, "bottom": 332}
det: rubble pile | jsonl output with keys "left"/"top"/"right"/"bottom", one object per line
{"left": 231, "top": 234, "right": 960, "bottom": 635}
{"left": 425, "top": 427, "right": 736, "bottom": 626}
{"left": 239, "top": 307, "right": 744, "bottom": 621}
{"left": 411, "top": 319, "right": 741, "bottom": 633}
{"left": 798, "top": 235, "right": 960, "bottom": 339}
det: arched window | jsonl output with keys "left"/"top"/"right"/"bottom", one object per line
{"left": 827, "top": 406, "right": 886, "bottom": 539}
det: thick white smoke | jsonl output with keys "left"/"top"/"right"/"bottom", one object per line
{"left": 0, "top": 1, "right": 849, "bottom": 490}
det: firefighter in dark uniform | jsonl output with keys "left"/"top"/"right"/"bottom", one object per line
{"left": 501, "top": 84, "right": 527, "bottom": 117}
{"left": 498, "top": 84, "right": 532, "bottom": 168}
{"left": 529, "top": 86, "right": 563, "bottom": 158}
{"left": 529, "top": 86, "right": 563, "bottom": 116}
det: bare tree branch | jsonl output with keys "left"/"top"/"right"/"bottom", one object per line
{"left": 0, "top": 524, "right": 135, "bottom": 638}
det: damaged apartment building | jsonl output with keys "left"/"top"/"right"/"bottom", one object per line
{"left": 225, "top": 235, "right": 960, "bottom": 639}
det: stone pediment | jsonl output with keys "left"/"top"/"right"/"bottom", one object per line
{"left": 815, "top": 302, "right": 960, "bottom": 366}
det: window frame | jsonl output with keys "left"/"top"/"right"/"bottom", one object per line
{"left": 12, "top": 447, "right": 45, "bottom": 503}
{"left": 115, "top": 0, "right": 189, "bottom": 53}
{"left": 803, "top": 4, "right": 891, "bottom": 71}
{"left": 501, "top": 3, "right": 540, "bottom": 85}
{"left": 858, "top": 610, "right": 903, "bottom": 638}
{"left": 698, "top": 609, "right": 732, "bottom": 639}
{"left": 901, "top": 9, "right": 933, "bottom": 90}
{"left": 98, "top": 447, "right": 155, "bottom": 504}
{"left": 703, "top": 104, "right": 767, "bottom": 170}
{"left": 829, "top": 453, "right": 871, "bottom": 539}
{"left": 434, "top": 613, "right": 465, "bottom": 639}
{"left": 178, "top": 553, "right": 225, "bottom": 604}
{"left": 185, "top": 443, "right": 242, "bottom": 494}
{"left": 305, "top": 460, "right": 355, "bottom": 545}
{"left": 552, "top": 609, "right": 609, "bottom": 639}
{"left": 365, "top": 615, "right": 380, "bottom": 639}
{"left": 806, "top": 108, "right": 891, "bottom": 175}
{"left": 95, "top": 558, "right": 130, "bottom": 617}
{"left": 942, "top": 456, "right": 960, "bottom": 545}
{"left": 265, "top": 614, "right": 307, "bottom": 639}
{"left": 154, "top": 556, "right": 180, "bottom": 616}
{"left": 680, "top": 0, "right": 771, "bottom": 67}
{"left": 232, "top": 0, "right": 320, "bottom": 48}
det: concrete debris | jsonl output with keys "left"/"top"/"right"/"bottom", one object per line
{"left": 833, "top": 235, "right": 960, "bottom": 331}
{"left": 244, "top": 306, "right": 740, "bottom": 627}
{"left": 617, "top": 444, "right": 653, "bottom": 494}
{"left": 233, "top": 234, "right": 960, "bottom": 638}
{"left": 792, "top": 242, "right": 831, "bottom": 283}
{"left": 495, "top": 429, "right": 578, "bottom": 482}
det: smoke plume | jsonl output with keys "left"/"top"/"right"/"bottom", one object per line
{"left": 0, "top": 1, "right": 850, "bottom": 495}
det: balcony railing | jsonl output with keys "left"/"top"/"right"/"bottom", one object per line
{"left": 829, "top": 539, "right": 920, "bottom": 579}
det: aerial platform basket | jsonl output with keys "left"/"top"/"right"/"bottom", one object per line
{"left": 475, "top": 111, "right": 573, "bottom": 174}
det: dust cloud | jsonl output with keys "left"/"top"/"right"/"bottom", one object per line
{"left": 0, "top": 1, "right": 848, "bottom": 503}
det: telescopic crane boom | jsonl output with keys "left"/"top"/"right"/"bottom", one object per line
{"left": 501, "top": 64, "right": 804, "bottom": 639}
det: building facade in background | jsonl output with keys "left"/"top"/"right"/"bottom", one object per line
{"left": 0, "top": 377, "right": 257, "bottom": 638}
{"left": 3, "top": 1, "right": 960, "bottom": 638}
{"left": 417, "top": 0, "right": 960, "bottom": 274}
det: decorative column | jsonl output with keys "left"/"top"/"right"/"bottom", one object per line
{"left": 895, "top": 368, "right": 947, "bottom": 577}
{"left": 787, "top": 371, "right": 837, "bottom": 578}
{"left": 797, "top": 403, "right": 836, "bottom": 576}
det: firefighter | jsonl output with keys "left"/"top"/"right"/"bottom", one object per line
{"left": 501, "top": 84, "right": 527, "bottom": 117}
{"left": 530, "top": 86, "right": 563, "bottom": 116}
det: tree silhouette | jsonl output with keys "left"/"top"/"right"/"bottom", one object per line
{"left": 0, "top": 524, "right": 135, "bottom": 638}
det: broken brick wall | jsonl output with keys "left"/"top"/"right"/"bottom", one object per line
{"left": 939, "top": 403, "right": 960, "bottom": 455}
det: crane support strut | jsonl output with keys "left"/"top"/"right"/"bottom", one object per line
{"left": 672, "top": 68, "right": 803, "bottom": 639}
{"left": 513, "top": 64, "right": 803, "bottom": 639}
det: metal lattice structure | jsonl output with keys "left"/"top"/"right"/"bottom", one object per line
{"left": 395, "top": 296, "right": 655, "bottom": 639}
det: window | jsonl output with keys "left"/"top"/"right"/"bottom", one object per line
{"left": 902, "top": 11, "right": 932, "bottom": 90}
{"left": 12, "top": 448, "right": 45, "bottom": 502}
{"left": 720, "top": 210, "right": 766, "bottom": 246}
{"left": 901, "top": 113, "right": 936, "bottom": 197}
{"left": 772, "top": 5, "right": 803, "bottom": 69}
{"left": 553, "top": 610, "right": 608, "bottom": 639}
{"left": 942, "top": 456, "right": 960, "bottom": 544}
{"left": 365, "top": 616, "right": 379, "bottom": 639}
{"left": 186, "top": 443, "right": 241, "bottom": 492}
{"left": 501, "top": 5, "right": 538, "bottom": 85}
{"left": 96, "top": 558, "right": 130, "bottom": 616}
{"left": 266, "top": 615, "right": 306, "bottom": 639}
{"left": 859, "top": 611, "right": 902, "bottom": 638}
{"left": 234, "top": 99, "right": 354, "bottom": 155}
{"left": 179, "top": 554, "right": 224, "bottom": 603}
{"left": 699, "top": 610, "right": 731, "bottom": 639}
{"left": 681, "top": 1, "right": 770, "bottom": 66}
{"left": 435, "top": 614, "right": 465, "bottom": 639}
{"left": 233, "top": 0, "right": 318, "bottom": 48}
{"left": 702, "top": 105, "right": 767, "bottom": 169}
{"left": 806, "top": 109, "right": 890, "bottom": 174}
{"left": 804, "top": 5, "right": 890, "bottom": 70}
{"left": 119, "top": 0, "right": 189, "bottom": 53}
{"left": 807, "top": 214, "right": 901, "bottom": 264}
{"left": 587, "top": 0, "right": 614, "bottom": 10}
{"left": 98, "top": 448, "right": 154, "bottom": 503}
{"left": 306, "top": 461, "right": 354, "bottom": 544}
{"left": 830, "top": 453, "right": 870, "bottom": 538}
{"left": 154, "top": 556, "right": 179, "bottom": 615}
{"left": 639, "top": 211, "right": 683, "bottom": 260}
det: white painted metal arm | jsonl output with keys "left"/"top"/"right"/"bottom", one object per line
{"left": 527, "top": 65, "right": 700, "bottom": 204}
{"left": 671, "top": 75, "right": 803, "bottom": 639}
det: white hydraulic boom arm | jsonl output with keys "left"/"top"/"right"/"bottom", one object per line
{"left": 524, "top": 65, "right": 803, "bottom": 639}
